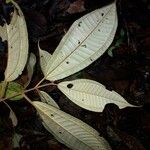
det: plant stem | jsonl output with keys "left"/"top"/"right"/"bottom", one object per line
{"left": 3, "top": 101, "right": 14, "bottom": 113}
{"left": 34, "top": 77, "right": 46, "bottom": 88}
{"left": 0, "top": 81, "right": 8, "bottom": 98}
{"left": 23, "top": 94, "right": 33, "bottom": 105}
{"left": 0, "top": 82, "right": 56, "bottom": 102}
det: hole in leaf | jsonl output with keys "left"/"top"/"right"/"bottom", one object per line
{"left": 51, "top": 114, "right": 54, "bottom": 117}
{"left": 66, "top": 61, "right": 69, "bottom": 64}
{"left": 59, "top": 131, "right": 62, "bottom": 134}
{"left": 67, "top": 84, "right": 73, "bottom": 89}
{"left": 78, "top": 40, "right": 80, "bottom": 44}
{"left": 81, "top": 44, "right": 87, "bottom": 48}
{"left": 90, "top": 58, "right": 93, "bottom": 61}
{"left": 78, "top": 21, "right": 82, "bottom": 27}
{"left": 98, "top": 29, "right": 100, "bottom": 32}
{"left": 101, "top": 13, "right": 104, "bottom": 16}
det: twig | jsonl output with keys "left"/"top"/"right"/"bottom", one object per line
{"left": 23, "top": 94, "right": 33, "bottom": 105}
{"left": 0, "top": 82, "right": 57, "bottom": 102}
{"left": 34, "top": 77, "right": 46, "bottom": 88}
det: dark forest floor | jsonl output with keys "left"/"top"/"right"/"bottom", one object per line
{"left": 0, "top": 0, "right": 150, "bottom": 149}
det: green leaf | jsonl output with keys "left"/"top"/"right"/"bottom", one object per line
{"left": 107, "top": 29, "right": 124, "bottom": 57}
{"left": 6, "top": 82, "right": 24, "bottom": 100}
{"left": 120, "top": 29, "right": 125, "bottom": 38}
{"left": 0, "top": 81, "right": 7, "bottom": 98}
{"left": 107, "top": 46, "right": 115, "bottom": 57}
{"left": 115, "top": 38, "right": 123, "bottom": 47}
{"left": 6, "top": 0, "right": 13, "bottom": 3}
{"left": 13, "top": 133, "right": 22, "bottom": 148}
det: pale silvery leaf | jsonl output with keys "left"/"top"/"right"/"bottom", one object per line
{"left": 9, "top": 108, "right": 18, "bottom": 127}
{"left": 58, "top": 79, "right": 135, "bottom": 112}
{"left": 0, "top": 24, "right": 7, "bottom": 41}
{"left": 25, "top": 53, "right": 36, "bottom": 88}
{"left": 43, "top": 2, "right": 117, "bottom": 81}
{"left": 4, "top": 102, "right": 18, "bottom": 127}
{"left": 0, "top": 1, "right": 29, "bottom": 81}
{"left": 33, "top": 101, "right": 111, "bottom": 150}
{"left": 38, "top": 42, "right": 52, "bottom": 75}
{"left": 39, "top": 90, "right": 60, "bottom": 109}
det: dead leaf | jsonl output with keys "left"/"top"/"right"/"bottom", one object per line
{"left": 67, "top": 0, "right": 85, "bottom": 14}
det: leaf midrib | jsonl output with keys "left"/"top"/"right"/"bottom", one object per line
{"left": 35, "top": 103, "right": 104, "bottom": 150}
{"left": 45, "top": 3, "right": 115, "bottom": 80}
{"left": 50, "top": 12, "right": 117, "bottom": 79}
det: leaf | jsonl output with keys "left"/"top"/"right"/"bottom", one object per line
{"left": 4, "top": 101, "right": 18, "bottom": 127}
{"left": 67, "top": 0, "right": 85, "bottom": 14}
{"left": 120, "top": 29, "right": 125, "bottom": 38}
{"left": 38, "top": 42, "right": 52, "bottom": 75}
{"left": 58, "top": 79, "right": 134, "bottom": 112}
{"left": 6, "top": 0, "right": 13, "bottom": 3}
{"left": 33, "top": 101, "right": 111, "bottom": 150}
{"left": 0, "top": 1, "right": 29, "bottom": 81}
{"left": 13, "top": 133, "right": 22, "bottom": 148}
{"left": 0, "top": 81, "right": 7, "bottom": 98}
{"left": 43, "top": 2, "right": 118, "bottom": 81}
{"left": 6, "top": 82, "right": 24, "bottom": 100}
{"left": 107, "top": 29, "right": 124, "bottom": 57}
{"left": 39, "top": 90, "right": 60, "bottom": 109}
{"left": 107, "top": 46, "right": 115, "bottom": 57}
{"left": 25, "top": 53, "right": 36, "bottom": 88}
{"left": 9, "top": 108, "right": 18, "bottom": 127}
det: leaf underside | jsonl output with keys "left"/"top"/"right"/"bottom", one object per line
{"left": 9, "top": 108, "right": 18, "bottom": 127}
{"left": 38, "top": 43, "right": 52, "bottom": 76}
{"left": 39, "top": 90, "right": 60, "bottom": 109}
{"left": 42, "top": 2, "right": 117, "bottom": 81}
{"left": 25, "top": 53, "right": 36, "bottom": 88}
{"left": 33, "top": 101, "right": 111, "bottom": 150}
{"left": 58, "top": 79, "right": 134, "bottom": 112}
{"left": 0, "top": 1, "right": 29, "bottom": 81}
